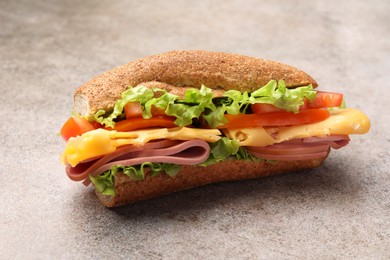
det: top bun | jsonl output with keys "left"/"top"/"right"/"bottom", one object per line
{"left": 74, "top": 50, "right": 317, "bottom": 116}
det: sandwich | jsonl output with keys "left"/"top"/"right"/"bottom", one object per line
{"left": 60, "top": 50, "right": 370, "bottom": 207}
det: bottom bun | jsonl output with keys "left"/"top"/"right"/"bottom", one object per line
{"left": 94, "top": 156, "right": 327, "bottom": 207}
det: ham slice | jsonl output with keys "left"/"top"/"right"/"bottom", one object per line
{"left": 247, "top": 135, "right": 350, "bottom": 161}
{"left": 66, "top": 139, "right": 210, "bottom": 184}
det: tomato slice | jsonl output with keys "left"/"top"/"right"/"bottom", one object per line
{"left": 217, "top": 109, "right": 329, "bottom": 129}
{"left": 113, "top": 116, "right": 176, "bottom": 132}
{"left": 150, "top": 106, "right": 167, "bottom": 117}
{"left": 124, "top": 102, "right": 143, "bottom": 118}
{"left": 309, "top": 91, "right": 343, "bottom": 108}
{"left": 124, "top": 102, "right": 168, "bottom": 118}
{"left": 91, "top": 121, "right": 104, "bottom": 129}
{"left": 251, "top": 103, "right": 283, "bottom": 113}
{"left": 251, "top": 91, "right": 343, "bottom": 113}
{"left": 61, "top": 117, "right": 95, "bottom": 141}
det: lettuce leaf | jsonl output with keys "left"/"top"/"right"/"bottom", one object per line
{"left": 199, "top": 137, "right": 258, "bottom": 166}
{"left": 90, "top": 170, "right": 116, "bottom": 196}
{"left": 202, "top": 106, "right": 228, "bottom": 129}
{"left": 92, "top": 80, "right": 316, "bottom": 128}
{"left": 235, "top": 146, "right": 261, "bottom": 162}
{"left": 165, "top": 85, "right": 216, "bottom": 126}
{"left": 89, "top": 162, "right": 181, "bottom": 196}
{"left": 94, "top": 86, "right": 155, "bottom": 128}
{"left": 143, "top": 90, "right": 178, "bottom": 119}
{"left": 249, "top": 80, "right": 316, "bottom": 112}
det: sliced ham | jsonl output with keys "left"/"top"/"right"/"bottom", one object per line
{"left": 247, "top": 135, "right": 350, "bottom": 161}
{"left": 248, "top": 150, "right": 330, "bottom": 161}
{"left": 66, "top": 139, "right": 210, "bottom": 184}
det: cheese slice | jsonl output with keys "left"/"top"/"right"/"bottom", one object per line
{"left": 223, "top": 108, "right": 370, "bottom": 147}
{"left": 62, "top": 127, "right": 221, "bottom": 167}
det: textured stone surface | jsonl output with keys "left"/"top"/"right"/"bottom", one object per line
{"left": 1, "top": 0, "right": 389, "bottom": 259}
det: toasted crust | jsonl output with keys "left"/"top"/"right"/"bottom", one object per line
{"left": 95, "top": 156, "right": 326, "bottom": 207}
{"left": 74, "top": 50, "right": 317, "bottom": 116}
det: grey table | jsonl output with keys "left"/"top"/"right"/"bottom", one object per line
{"left": 1, "top": 0, "right": 389, "bottom": 259}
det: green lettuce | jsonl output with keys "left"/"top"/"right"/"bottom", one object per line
{"left": 165, "top": 85, "right": 217, "bottom": 126}
{"left": 235, "top": 146, "right": 261, "bottom": 162}
{"left": 89, "top": 162, "right": 181, "bottom": 196}
{"left": 249, "top": 80, "right": 316, "bottom": 111}
{"left": 90, "top": 170, "right": 116, "bottom": 196}
{"left": 92, "top": 80, "right": 316, "bottom": 128}
{"left": 94, "top": 86, "right": 155, "bottom": 128}
{"left": 199, "top": 137, "right": 259, "bottom": 166}
{"left": 143, "top": 90, "right": 178, "bottom": 118}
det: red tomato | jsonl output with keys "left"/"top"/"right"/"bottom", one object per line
{"left": 91, "top": 121, "right": 104, "bottom": 129}
{"left": 113, "top": 116, "right": 176, "bottom": 132}
{"left": 217, "top": 109, "right": 329, "bottom": 129}
{"left": 124, "top": 102, "right": 143, "bottom": 118}
{"left": 61, "top": 117, "right": 95, "bottom": 141}
{"left": 251, "top": 103, "right": 283, "bottom": 113}
{"left": 309, "top": 91, "right": 343, "bottom": 108}
{"left": 124, "top": 102, "right": 168, "bottom": 118}
{"left": 150, "top": 106, "right": 167, "bottom": 116}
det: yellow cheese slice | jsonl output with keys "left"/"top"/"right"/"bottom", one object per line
{"left": 62, "top": 127, "right": 221, "bottom": 167}
{"left": 223, "top": 108, "right": 370, "bottom": 147}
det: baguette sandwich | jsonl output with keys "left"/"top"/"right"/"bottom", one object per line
{"left": 60, "top": 50, "right": 370, "bottom": 207}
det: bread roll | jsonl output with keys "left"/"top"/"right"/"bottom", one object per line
{"left": 70, "top": 50, "right": 324, "bottom": 207}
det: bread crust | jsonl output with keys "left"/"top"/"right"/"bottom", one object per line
{"left": 74, "top": 50, "right": 317, "bottom": 116}
{"left": 95, "top": 156, "right": 326, "bottom": 207}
